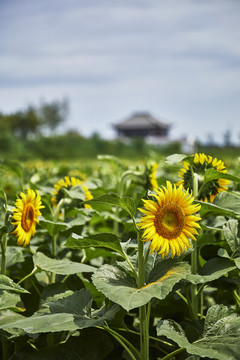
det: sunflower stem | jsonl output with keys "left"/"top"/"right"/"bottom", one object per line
{"left": 191, "top": 172, "right": 199, "bottom": 319}
{"left": 1, "top": 211, "right": 10, "bottom": 275}
{"left": 102, "top": 325, "right": 141, "bottom": 360}
{"left": 138, "top": 234, "right": 149, "bottom": 360}
{"left": 161, "top": 346, "right": 186, "bottom": 360}
{"left": 17, "top": 266, "right": 39, "bottom": 285}
{"left": 0, "top": 233, "right": 7, "bottom": 275}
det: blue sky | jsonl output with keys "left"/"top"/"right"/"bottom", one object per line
{"left": 1, "top": 0, "right": 240, "bottom": 144}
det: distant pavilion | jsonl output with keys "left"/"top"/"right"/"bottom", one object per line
{"left": 113, "top": 112, "right": 171, "bottom": 143}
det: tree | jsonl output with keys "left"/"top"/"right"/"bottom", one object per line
{"left": 39, "top": 98, "right": 69, "bottom": 133}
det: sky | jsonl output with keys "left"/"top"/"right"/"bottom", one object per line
{"left": 0, "top": 0, "right": 240, "bottom": 144}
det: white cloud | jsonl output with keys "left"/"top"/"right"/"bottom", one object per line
{"left": 0, "top": 0, "right": 240, "bottom": 143}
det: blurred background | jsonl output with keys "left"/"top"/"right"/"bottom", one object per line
{"left": 0, "top": 0, "right": 240, "bottom": 160}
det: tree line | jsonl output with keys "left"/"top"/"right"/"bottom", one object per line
{"left": 0, "top": 98, "right": 69, "bottom": 138}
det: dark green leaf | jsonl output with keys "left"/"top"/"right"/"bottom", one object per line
{"left": 85, "top": 192, "right": 136, "bottom": 218}
{"left": 204, "top": 168, "right": 240, "bottom": 184}
{"left": 223, "top": 219, "right": 240, "bottom": 253}
{"left": 0, "top": 275, "right": 29, "bottom": 294}
{"left": 65, "top": 232, "right": 125, "bottom": 257}
{"left": 33, "top": 252, "right": 96, "bottom": 275}
{"left": 157, "top": 316, "right": 240, "bottom": 360}
{"left": 203, "top": 304, "right": 235, "bottom": 336}
{"left": 3, "top": 289, "right": 119, "bottom": 334}
{"left": 186, "top": 258, "right": 236, "bottom": 284}
{"left": 92, "top": 261, "right": 190, "bottom": 311}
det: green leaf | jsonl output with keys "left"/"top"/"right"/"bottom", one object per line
{"left": 198, "top": 200, "right": 238, "bottom": 219}
{"left": 38, "top": 217, "right": 70, "bottom": 236}
{"left": 33, "top": 252, "right": 96, "bottom": 275}
{"left": 157, "top": 315, "right": 240, "bottom": 360}
{"left": 65, "top": 232, "right": 125, "bottom": 257}
{"left": 204, "top": 168, "right": 240, "bottom": 184}
{"left": 92, "top": 260, "right": 190, "bottom": 311}
{"left": 0, "top": 246, "right": 25, "bottom": 269}
{"left": 84, "top": 192, "right": 136, "bottom": 218}
{"left": 186, "top": 258, "right": 236, "bottom": 284}
{"left": 98, "top": 154, "right": 122, "bottom": 166}
{"left": 0, "top": 310, "right": 25, "bottom": 337}
{"left": 0, "top": 291, "right": 22, "bottom": 311}
{"left": 0, "top": 275, "right": 29, "bottom": 294}
{"left": 214, "top": 192, "right": 240, "bottom": 215}
{"left": 63, "top": 185, "right": 86, "bottom": 201}
{"left": 2, "top": 289, "right": 119, "bottom": 334}
{"left": 223, "top": 219, "right": 240, "bottom": 253}
{"left": 165, "top": 153, "right": 188, "bottom": 165}
{"left": 203, "top": 304, "right": 235, "bottom": 336}
{"left": 0, "top": 189, "right": 7, "bottom": 207}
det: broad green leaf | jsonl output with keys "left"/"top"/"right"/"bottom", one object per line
{"left": 214, "top": 192, "right": 240, "bottom": 215}
{"left": 63, "top": 185, "right": 86, "bottom": 201}
{"left": 84, "top": 192, "right": 136, "bottom": 218}
{"left": 186, "top": 258, "right": 236, "bottom": 284}
{"left": 1, "top": 246, "right": 25, "bottom": 268}
{"left": 232, "top": 257, "right": 240, "bottom": 269}
{"left": 223, "top": 219, "right": 240, "bottom": 253}
{"left": 38, "top": 217, "right": 70, "bottom": 236}
{"left": 203, "top": 304, "right": 235, "bottom": 336}
{"left": 65, "top": 232, "right": 125, "bottom": 257}
{"left": 204, "top": 168, "right": 240, "bottom": 184}
{"left": 157, "top": 316, "right": 240, "bottom": 360}
{"left": 0, "top": 291, "right": 22, "bottom": 311}
{"left": 3, "top": 289, "right": 119, "bottom": 334}
{"left": 92, "top": 261, "right": 190, "bottom": 311}
{"left": 40, "top": 282, "right": 73, "bottom": 304}
{"left": 33, "top": 252, "right": 96, "bottom": 275}
{"left": 197, "top": 200, "right": 238, "bottom": 219}
{"left": 165, "top": 153, "right": 188, "bottom": 165}
{"left": 0, "top": 310, "right": 25, "bottom": 337}
{"left": 0, "top": 275, "right": 29, "bottom": 294}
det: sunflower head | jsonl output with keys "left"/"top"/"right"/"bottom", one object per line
{"left": 176, "top": 153, "right": 230, "bottom": 203}
{"left": 11, "top": 189, "right": 44, "bottom": 247}
{"left": 51, "top": 176, "right": 93, "bottom": 209}
{"left": 146, "top": 161, "right": 159, "bottom": 191}
{"left": 137, "top": 181, "right": 201, "bottom": 258}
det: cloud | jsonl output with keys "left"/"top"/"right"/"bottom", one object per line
{"left": 0, "top": 0, "right": 240, "bottom": 142}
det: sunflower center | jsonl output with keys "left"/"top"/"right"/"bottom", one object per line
{"left": 21, "top": 203, "right": 35, "bottom": 232}
{"left": 154, "top": 203, "right": 185, "bottom": 239}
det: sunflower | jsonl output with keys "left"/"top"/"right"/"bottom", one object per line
{"left": 137, "top": 181, "right": 201, "bottom": 258}
{"left": 176, "top": 153, "right": 230, "bottom": 203}
{"left": 148, "top": 161, "right": 159, "bottom": 191}
{"left": 11, "top": 189, "right": 44, "bottom": 247}
{"left": 51, "top": 176, "right": 93, "bottom": 209}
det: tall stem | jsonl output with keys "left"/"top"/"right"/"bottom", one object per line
{"left": 1, "top": 212, "right": 10, "bottom": 275}
{"left": 1, "top": 233, "right": 7, "bottom": 275}
{"left": 191, "top": 172, "right": 199, "bottom": 319}
{"left": 50, "top": 199, "right": 64, "bottom": 283}
{"left": 138, "top": 234, "right": 149, "bottom": 360}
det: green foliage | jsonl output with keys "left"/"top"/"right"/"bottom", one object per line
{"left": 0, "top": 154, "right": 240, "bottom": 359}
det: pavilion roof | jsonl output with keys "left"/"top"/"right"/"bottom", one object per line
{"left": 113, "top": 112, "right": 171, "bottom": 130}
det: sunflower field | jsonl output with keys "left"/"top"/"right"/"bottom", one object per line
{"left": 0, "top": 153, "right": 240, "bottom": 360}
